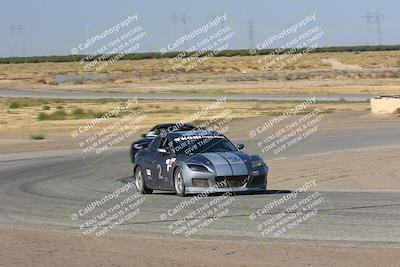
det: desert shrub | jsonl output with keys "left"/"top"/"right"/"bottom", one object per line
{"left": 89, "top": 111, "right": 106, "bottom": 118}
{"left": 9, "top": 102, "right": 21, "bottom": 109}
{"left": 393, "top": 108, "right": 400, "bottom": 117}
{"left": 42, "top": 105, "right": 51, "bottom": 110}
{"left": 30, "top": 133, "right": 45, "bottom": 140}
{"left": 72, "top": 108, "right": 89, "bottom": 119}
{"left": 72, "top": 108, "right": 85, "bottom": 115}
{"left": 1, "top": 45, "right": 400, "bottom": 64}
{"left": 37, "top": 110, "right": 67, "bottom": 120}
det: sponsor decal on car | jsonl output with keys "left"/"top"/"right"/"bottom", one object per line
{"left": 166, "top": 158, "right": 176, "bottom": 172}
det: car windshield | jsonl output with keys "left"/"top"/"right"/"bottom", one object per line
{"left": 171, "top": 136, "right": 237, "bottom": 155}
{"left": 147, "top": 125, "right": 196, "bottom": 137}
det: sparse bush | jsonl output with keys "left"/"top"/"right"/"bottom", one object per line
{"left": 72, "top": 108, "right": 87, "bottom": 119}
{"left": 72, "top": 108, "right": 84, "bottom": 114}
{"left": 393, "top": 108, "right": 400, "bottom": 117}
{"left": 42, "top": 105, "right": 51, "bottom": 110}
{"left": 1, "top": 45, "right": 400, "bottom": 64}
{"left": 37, "top": 110, "right": 67, "bottom": 120}
{"left": 37, "top": 113, "right": 48, "bottom": 120}
{"left": 9, "top": 102, "right": 21, "bottom": 109}
{"left": 89, "top": 110, "right": 107, "bottom": 118}
{"left": 30, "top": 133, "right": 45, "bottom": 140}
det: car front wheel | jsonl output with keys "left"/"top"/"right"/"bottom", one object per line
{"left": 174, "top": 167, "right": 186, "bottom": 197}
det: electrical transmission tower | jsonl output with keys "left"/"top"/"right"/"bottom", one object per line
{"left": 209, "top": 13, "right": 226, "bottom": 30}
{"left": 169, "top": 13, "right": 190, "bottom": 51}
{"left": 169, "top": 13, "right": 179, "bottom": 35}
{"left": 16, "top": 24, "right": 27, "bottom": 56}
{"left": 8, "top": 25, "right": 16, "bottom": 57}
{"left": 248, "top": 20, "right": 255, "bottom": 49}
{"left": 9, "top": 24, "right": 27, "bottom": 56}
{"left": 362, "top": 11, "right": 384, "bottom": 45}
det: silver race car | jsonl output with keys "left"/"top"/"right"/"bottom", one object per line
{"left": 133, "top": 130, "right": 268, "bottom": 196}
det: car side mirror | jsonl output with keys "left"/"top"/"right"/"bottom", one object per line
{"left": 237, "top": 144, "right": 245, "bottom": 150}
{"left": 157, "top": 148, "right": 168, "bottom": 154}
{"left": 141, "top": 133, "right": 146, "bottom": 137}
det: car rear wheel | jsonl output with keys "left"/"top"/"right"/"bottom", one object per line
{"left": 174, "top": 167, "right": 186, "bottom": 197}
{"left": 135, "top": 167, "right": 153, "bottom": 194}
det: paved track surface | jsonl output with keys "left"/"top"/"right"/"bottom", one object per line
{"left": 0, "top": 87, "right": 372, "bottom": 101}
{"left": 1, "top": 124, "right": 399, "bottom": 246}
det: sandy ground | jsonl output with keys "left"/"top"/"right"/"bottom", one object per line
{"left": 268, "top": 148, "right": 400, "bottom": 191}
{"left": 2, "top": 76, "right": 400, "bottom": 95}
{"left": 1, "top": 228, "right": 399, "bottom": 267}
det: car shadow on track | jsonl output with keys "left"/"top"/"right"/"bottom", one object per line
{"left": 150, "top": 189, "right": 292, "bottom": 197}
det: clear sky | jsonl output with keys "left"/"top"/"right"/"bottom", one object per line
{"left": 1, "top": 0, "right": 399, "bottom": 57}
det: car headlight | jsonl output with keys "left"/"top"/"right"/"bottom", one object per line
{"left": 188, "top": 164, "right": 211, "bottom": 172}
{"left": 133, "top": 144, "right": 143, "bottom": 149}
{"left": 251, "top": 159, "right": 264, "bottom": 168}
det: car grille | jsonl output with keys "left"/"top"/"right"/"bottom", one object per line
{"left": 192, "top": 178, "right": 209, "bottom": 188}
{"left": 251, "top": 175, "right": 265, "bottom": 185}
{"left": 215, "top": 176, "right": 248, "bottom": 188}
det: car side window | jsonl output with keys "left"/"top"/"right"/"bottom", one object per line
{"left": 149, "top": 137, "right": 160, "bottom": 151}
{"left": 158, "top": 138, "right": 170, "bottom": 151}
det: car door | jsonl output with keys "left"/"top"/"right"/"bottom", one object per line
{"left": 152, "top": 137, "right": 175, "bottom": 190}
{"left": 141, "top": 137, "right": 160, "bottom": 188}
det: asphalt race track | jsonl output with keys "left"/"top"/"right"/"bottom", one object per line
{"left": 0, "top": 87, "right": 372, "bottom": 102}
{"left": 1, "top": 124, "right": 400, "bottom": 246}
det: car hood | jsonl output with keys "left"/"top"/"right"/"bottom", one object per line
{"left": 186, "top": 151, "right": 252, "bottom": 176}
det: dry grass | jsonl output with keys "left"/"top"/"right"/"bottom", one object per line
{"left": 0, "top": 51, "right": 399, "bottom": 85}
{"left": 0, "top": 98, "right": 368, "bottom": 136}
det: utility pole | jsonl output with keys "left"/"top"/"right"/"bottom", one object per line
{"left": 180, "top": 13, "right": 190, "bottom": 35}
{"left": 180, "top": 14, "right": 190, "bottom": 51}
{"left": 362, "top": 11, "right": 384, "bottom": 45}
{"left": 16, "top": 24, "right": 27, "bottom": 56}
{"left": 248, "top": 20, "right": 255, "bottom": 49}
{"left": 169, "top": 13, "right": 190, "bottom": 51}
{"left": 9, "top": 24, "right": 16, "bottom": 57}
{"left": 169, "top": 13, "right": 179, "bottom": 37}
{"left": 209, "top": 13, "right": 226, "bottom": 30}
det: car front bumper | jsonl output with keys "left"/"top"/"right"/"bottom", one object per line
{"left": 182, "top": 164, "right": 268, "bottom": 195}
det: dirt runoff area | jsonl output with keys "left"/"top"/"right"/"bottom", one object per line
{"left": 1, "top": 228, "right": 399, "bottom": 267}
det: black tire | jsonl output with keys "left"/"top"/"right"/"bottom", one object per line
{"left": 135, "top": 167, "right": 153, "bottom": 194}
{"left": 174, "top": 167, "right": 186, "bottom": 197}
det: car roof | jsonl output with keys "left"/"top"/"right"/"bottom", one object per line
{"left": 149, "top": 123, "right": 196, "bottom": 131}
{"left": 153, "top": 123, "right": 194, "bottom": 128}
